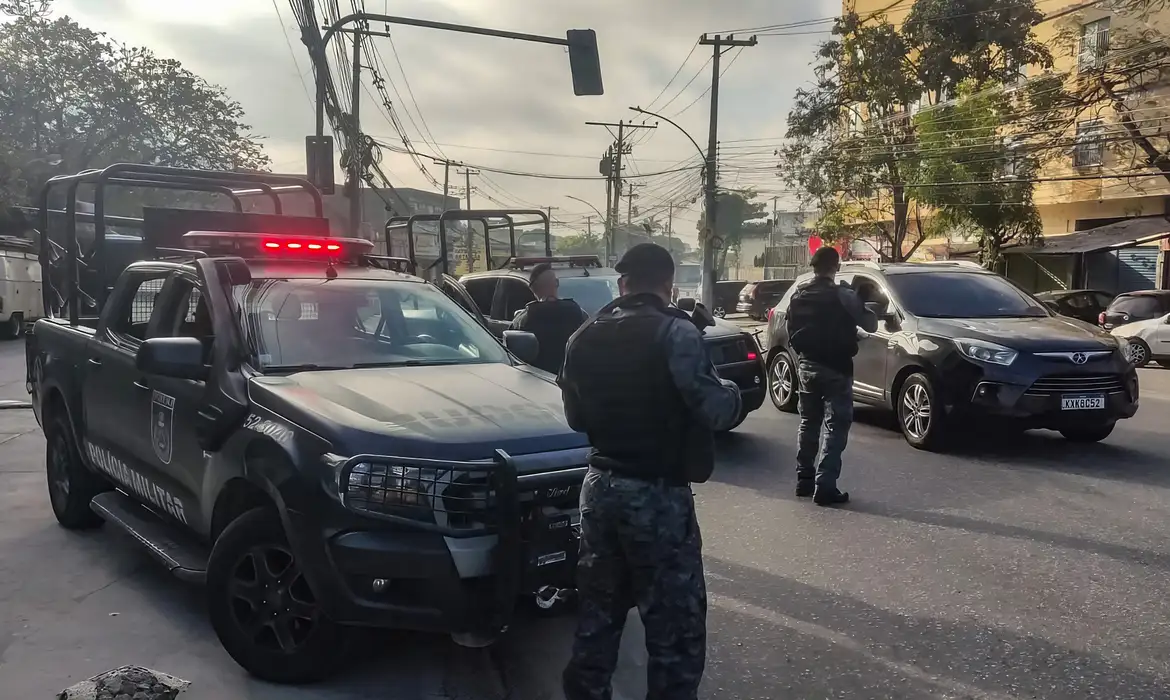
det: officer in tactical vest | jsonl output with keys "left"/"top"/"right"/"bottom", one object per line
{"left": 558, "top": 243, "right": 742, "bottom": 700}
{"left": 510, "top": 262, "right": 589, "bottom": 374}
{"left": 785, "top": 247, "right": 877, "bottom": 506}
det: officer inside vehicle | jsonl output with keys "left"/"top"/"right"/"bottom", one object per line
{"left": 558, "top": 242, "right": 742, "bottom": 700}
{"left": 510, "top": 262, "right": 589, "bottom": 374}
{"left": 786, "top": 247, "right": 877, "bottom": 506}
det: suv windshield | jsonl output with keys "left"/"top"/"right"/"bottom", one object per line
{"left": 558, "top": 275, "right": 620, "bottom": 315}
{"left": 886, "top": 272, "right": 1048, "bottom": 319}
{"left": 233, "top": 278, "right": 509, "bottom": 371}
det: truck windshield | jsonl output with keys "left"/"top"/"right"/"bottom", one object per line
{"left": 558, "top": 275, "right": 620, "bottom": 315}
{"left": 233, "top": 278, "right": 510, "bottom": 371}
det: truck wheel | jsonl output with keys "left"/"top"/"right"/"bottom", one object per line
{"left": 45, "top": 408, "right": 107, "bottom": 529}
{"left": 0, "top": 313, "right": 23, "bottom": 340}
{"left": 207, "top": 507, "right": 352, "bottom": 684}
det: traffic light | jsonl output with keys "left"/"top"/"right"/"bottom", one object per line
{"left": 566, "top": 29, "right": 604, "bottom": 96}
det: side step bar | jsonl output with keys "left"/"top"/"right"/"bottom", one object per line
{"left": 90, "top": 491, "right": 210, "bottom": 584}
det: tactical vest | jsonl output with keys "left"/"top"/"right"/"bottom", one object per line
{"left": 563, "top": 296, "right": 710, "bottom": 484}
{"left": 786, "top": 277, "right": 859, "bottom": 375}
{"left": 518, "top": 299, "right": 586, "bottom": 374}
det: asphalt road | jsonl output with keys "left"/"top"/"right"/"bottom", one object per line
{"left": 2, "top": 336, "right": 1169, "bottom": 699}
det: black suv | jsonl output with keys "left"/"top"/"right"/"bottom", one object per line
{"left": 458, "top": 257, "right": 767, "bottom": 430}
{"left": 764, "top": 262, "right": 1139, "bottom": 449}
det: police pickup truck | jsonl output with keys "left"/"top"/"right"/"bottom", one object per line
{"left": 29, "top": 221, "right": 593, "bottom": 682}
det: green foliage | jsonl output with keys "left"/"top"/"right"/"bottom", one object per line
{"left": 783, "top": 1, "right": 1051, "bottom": 261}
{"left": 555, "top": 231, "right": 603, "bottom": 256}
{"left": 0, "top": 1, "right": 269, "bottom": 208}
{"left": 696, "top": 190, "right": 767, "bottom": 278}
{"left": 915, "top": 85, "right": 1041, "bottom": 267}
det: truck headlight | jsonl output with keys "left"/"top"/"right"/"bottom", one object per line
{"left": 344, "top": 462, "right": 436, "bottom": 510}
{"left": 954, "top": 338, "right": 1018, "bottom": 366}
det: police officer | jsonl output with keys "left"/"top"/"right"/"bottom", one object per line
{"left": 510, "top": 262, "right": 589, "bottom": 373}
{"left": 558, "top": 243, "right": 742, "bottom": 700}
{"left": 785, "top": 247, "right": 877, "bottom": 506}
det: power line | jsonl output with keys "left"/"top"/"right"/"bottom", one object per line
{"left": 271, "top": 0, "right": 313, "bottom": 105}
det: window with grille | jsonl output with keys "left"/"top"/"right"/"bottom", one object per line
{"left": 1078, "top": 17, "right": 1111, "bottom": 70}
{"left": 1073, "top": 120, "right": 1105, "bottom": 167}
{"left": 111, "top": 276, "right": 168, "bottom": 341}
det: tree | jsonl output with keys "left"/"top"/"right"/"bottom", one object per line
{"left": 782, "top": 2, "right": 1051, "bottom": 261}
{"left": 1020, "top": 0, "right": 1170, "bottom": 187}
{"left": 915, "top": 84, "right": 1042, "bottom": 267}
{"left": 555, "top": 231, "right": 603, "bottom": 256}
{"left": 696, "top": 190, "right": 767, "bottom": 279}
{"left": 0, "top": 0, "right": 269, "bottom": 209}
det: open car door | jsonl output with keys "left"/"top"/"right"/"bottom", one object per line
{"left": 436, "top": 274, "right": 494, "bottom": 330}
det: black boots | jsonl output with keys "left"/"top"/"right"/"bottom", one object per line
{"left": 813, "top": 487, "right": 849, "bottom": 506}
{"left": 795, "top": 479, "right": 815, "bottom": 498}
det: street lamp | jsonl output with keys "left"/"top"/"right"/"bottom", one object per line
{"left": 629, "top": 105, "right": 716, "bottom": 306}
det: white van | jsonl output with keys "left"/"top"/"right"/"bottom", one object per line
{"left": 0, "top": 236, "right": 43, "bottom": 338}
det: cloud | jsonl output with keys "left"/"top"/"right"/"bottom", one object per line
{"left": 55, "top": 0, "right": 836, "bottom": 242}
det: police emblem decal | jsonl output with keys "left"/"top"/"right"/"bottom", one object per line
{"left": 151, "top": 390, "right": 176, "bottom": 464}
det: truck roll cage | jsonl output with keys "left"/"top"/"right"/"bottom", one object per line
{"left": 384, "top": 208, "right": 552, "bottom": 280}
{"left": 38, "top": 164, "right": 324, "bottom": 325}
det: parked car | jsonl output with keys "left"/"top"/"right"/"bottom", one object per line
{"left": 712, "top": 280, "right": 748, "bottom": 318}
{"left": 1099, "top": 290, "right": 1170, "bottom": 331}
{"left": 458, "top": 256, "right": 767, "bottom": 430}
{"left": 764, "top": 261, "right": 1138, "bottom": 449}
{"left": 737, "top": 279, "right": 795, "bottom": 321}
{"left": 1034, "top": 289, "right": 1114, "bottom": 325}
{"left": 0, "top": 235, "right": 43, "bottom": 338}
{"left": 1110, "top": 312, "right": 1170, "bottom": 367}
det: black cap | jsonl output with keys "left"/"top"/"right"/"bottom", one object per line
{"left": 810, "top": 246, "right": 840, "bottom": 270}
{"left": 615, "top": 243, "right": 675, "bottom": 278}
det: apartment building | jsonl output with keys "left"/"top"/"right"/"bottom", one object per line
{"left": 844, "top": 0, "right": 1170, "bottom": 291}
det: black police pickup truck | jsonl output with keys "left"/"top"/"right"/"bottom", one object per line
{"left": 27, "top": 166, "right": 592, "bottom": 683}
{"left": 458, "top": 255, "right": 767, "bottom": 429}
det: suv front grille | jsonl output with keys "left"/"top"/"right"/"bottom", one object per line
{"left": 1025, "top": 374, "right": 1125, "bottom": 395}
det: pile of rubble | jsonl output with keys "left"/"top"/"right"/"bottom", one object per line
{"left": 56, "top": 665, "right": 189, "bottom": 700}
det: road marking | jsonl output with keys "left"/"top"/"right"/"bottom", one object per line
{"left": 709, "top": 593, "right": 1018, "bottom": 700}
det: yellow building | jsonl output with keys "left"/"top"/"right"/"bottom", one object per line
{"left": 844, "top": 0, "right": 1170, "bottom": 290}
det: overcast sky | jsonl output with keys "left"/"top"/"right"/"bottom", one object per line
{"left": 55, "top": 0, "right": 838, "bottom": 245}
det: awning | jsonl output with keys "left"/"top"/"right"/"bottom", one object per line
{"left": 1007, "top": 216, "right": 1170, "bottom": 255}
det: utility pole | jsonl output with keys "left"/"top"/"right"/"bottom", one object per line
{"left": 458, "top": 167, "right": 479, "bottom": 271}
{"left": 697, "top": 33, "right": 757, "bottom": 306}
{"left": 347, "top": 27, "right": 365, "bottom": 237}
{"left": 585, "top": 215, "right": 593, "bottom": 238}
{"left": 667, "top": 201, "right": 674, "bottom": 256}
{"left": 624, "top": 182, "right": 642, "bottom": 225}
{"left": 770, "top": 195, "right": 779, "bottom": 277}
{"left": 586, "top": 120, "right": 655, "bottom": 262}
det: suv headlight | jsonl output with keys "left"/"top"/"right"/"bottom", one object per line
{"left": 954, "top": 338, "right": 1018, "bottom": 366}
{"left": 344, "top": 462, "right": 437, "bottom": 510}
{"left": 1116, "top": 337, "right": 1136, "bottom": 364}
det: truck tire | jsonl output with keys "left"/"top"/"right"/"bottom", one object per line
{"left": 207, "top": 507, "right": 352, "bottom": 684}
{"left": 0, "top": 313, "right": 23, "bottom": 340}
{"left": 45, "top": 407, "right": 107, "bottom": 529}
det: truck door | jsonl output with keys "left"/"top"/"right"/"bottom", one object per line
{"left": 135, "top": 272, "right": 213, "bottom": 530}
{"left": 83, "top": 270, "right": 170, "bottom": 459}
{"left": 436, "top": 274, "right": 493, "bottom": 329}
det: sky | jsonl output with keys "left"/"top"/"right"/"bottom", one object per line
{"left": 54, "top": 0, "right": 840, "bottom": 246}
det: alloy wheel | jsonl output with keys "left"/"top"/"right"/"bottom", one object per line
{"left": 1131, "top": 341, "right": 1148, "bottom": 366}
{"left": 770, "top": 356, "right": 793, "bottom": 406}
{"left": 228, "top": 545, "right": 321, "bottom": 654}
{"left": 902, "top": 383, "right": 932, "bottom": 441}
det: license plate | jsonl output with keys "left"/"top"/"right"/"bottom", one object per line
{"left": 1061, "top": 394, "right": 1105, "bottom": 410}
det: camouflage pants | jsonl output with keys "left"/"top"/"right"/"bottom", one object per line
{"left": 562, "top": 468, "right": 706, "bottom": 700}
{"left": 796, "top": 359, "right": 854, "bottom": 489}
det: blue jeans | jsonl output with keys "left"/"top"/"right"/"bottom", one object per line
{"left": 795, "top": 359, "right": 854, "bottom": 490}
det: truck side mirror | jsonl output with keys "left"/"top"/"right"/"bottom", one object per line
{"left": 136, "top": 336, "right": 209, "bottom": 381}
{"left": 502, "top": 330, "right": 540, "bottom": 365}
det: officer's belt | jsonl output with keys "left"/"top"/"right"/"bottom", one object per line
{"left": 589, "top": 464, "right": 689, "bottom": 488}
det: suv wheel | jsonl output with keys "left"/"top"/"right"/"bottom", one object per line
{"left": 207, "top": 507, "right": 352, "bottom": 683}
{"left": 897, "top": 373, "right": 946, "bottom": 450}
{"left": 768, "top": 352, "right": 798, "bottom": 413}
{"left": 1059, "top": 423, "right": 1115, "bottom": 443}
{"left": 45, "top": 408, "right": 107, "bottom": 529}
{"left": 1128, "top": 338, "right": 1150, "bottom": 368}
